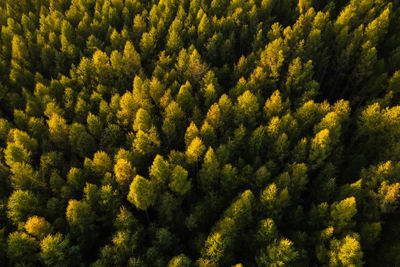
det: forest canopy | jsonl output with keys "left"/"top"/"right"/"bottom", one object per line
{"left": 1, "top": 0, "right": 400, "bottom": 266}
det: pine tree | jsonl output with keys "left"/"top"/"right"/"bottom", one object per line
{"left": 47, "top": 114, "right": 69, "bottom": 148}
{"left": 186, "top": 137, "right": 206, "bottom": 164}
{"left": 149, "top": 155, "right": 170, "bottom": 188}
{"left": 114, "top": 159, "right": 135, "bottom": 193}
{"left": 199, "top": 147, "right": 219, "bottom": 192}
{"left": 328, "top": 234, "right": 363, "bottom": 267}
{"left": 24, "top": 216, "right": 52, "bottom": 240}
{"left": 235, "top": 90, "right": 260, "bottom": 127}
{"left": 264, "top": 90, "right": 284, "bottom": 120}
{"left": 127, "top": 175, "right": 156, "bottom": 211}
{"left": 177, "top": 81, "right": 195, "bottom": 113}
{"left": 330, "top": 197, "right": 357, "bottom": 233}
{"left": 133, "top": 108, "right": 152, "bottom": 132}
{"left": 66, "top": 199, "right": 96, "bottom": 235}
{"left": 169, "top": 165, "right": 191, "bottom": 196}
{"left": 7, "top": 231, "right": 38, "bottom": 265}
{"left": 140, "top": 30, "right": 157, "bottom": 60}
{"left": 40, "top": 233, "right": 75, "bottom": 266}
{"left": 7, "top": 190, "right": 40, "bottom": 225}
{"left": 123, "top": 40, "right": 141, "bottom": 77}
{"left": 168, "top": 254, "right": 192, "bottom": 267}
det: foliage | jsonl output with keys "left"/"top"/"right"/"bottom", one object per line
{"left": 0, "top": 0, "right": 400, "bottom": 265}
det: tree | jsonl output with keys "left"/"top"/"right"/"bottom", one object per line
{"left": 111, "top": 50, "right": 124, "bottom": 76}
{"left": 256, "top": 238, "right": 299, "bottom": 266}
{"left": 11, "top": 35, "right": 30, "bottom": 68}
{"left": 114, "top": 159, "right": 135, "bottom": 193}
{"left": 0, "top": 118, "right": 10, "bottom": 144}
{"left": 47, "top": 114, "right": 69, "bottom": 148}
{"left": 157, "top": 191, "right": 179, "bottom": 225}
{"left": 264, "top": 90, "right": 284, "bottom": 119}
{"left": 67, "top": 167, "right": 86, "bottom": 193}
{"left": 298, "top": 0, "right": 312, "bottom": 14}
{"left": 122, "top": 40, "right": 141, "bottom": 76}
{"left": 132, "top": 76, "right": 152, "bottom": 111}
{"left": 260, "top": 183, "right": 290, "bottom": 221}
{"left": 235, "top": 90, "right": 260, "bottom": 126}
{"left": 133, "top": 108, "right": 152, "bottom": 132}
{"left": 220, "top": 164, "right": 239, "bottom": 196}
{"left": 185, "top": 122, "right": 199, "bottom": 148}
{"left": 92, "top": 50, "right": 114, "bottom": 86}
{"left": 224, "top": 189, "right": 254, "bottom": 229}
{"left": 66, "top": 199, "right": 96, "bottom": 235}
{"left": 149, "top": 154, "right": 170, "bottom": 187}
{"left": 169, "top": 165, "right": 191, "bottom": 196}
{"left": 149, "top": 77, "right": 166, "bottom": 105}
{"left": 40, "top": 233, "right": 76, "bottom": 267}
{"left": 352, "top": 41, "right": 377, "bottom": 87}
{"left": 133, "top": 13, "right": 147, "bottom": 40}
{"left": 100, "top": 124, "right": 125, "bottom": 153}
{"left": 288, "top": 163, "right": 308, "bottom": 197}
{"left": 114, "top": 206, "right": 137, "bottom": 231}
{"left": 197, "top": 13, "right": 211, "bottom": 44}
{"left": 28, "top": 117, "right": 48, "bottom": 141}
{"left": 285, "top": 57, "right": 319, "bottom": 105}
{"left": 200, "top": 121, "right": 217, "bottom": 148}
{"left": 199, "top": 231, "right": 228, "bottom": 267}
{"left": 168, "top": 253, "right": 192, "bottom": 267}
{"left": 329, "top": 234, "right": 363, "bottom": 267}
{"left": 7, "top": 190, "right": 40, "bottom": 225}
{"left": 364, "top": 6, "right": 390, "bottom": 47}
{"left": 210, "top": 0, "right": 229, "bottom": 17}
{"left": 117, "top": 91, "right": 137, "bottom": 127}
{"left": 177, "top": 81, "right": 195, "bottom": 113}
{"left": 133, "top": 127, "right": 161, "bottom": 156}
{"left": 189, "top": 50, "right": 207, "bottom": 87}
{"left": 199, "top": 190, "right": 254, "bottom": 266}
{"left": 330, "top": 197, "right": 357, "bottom": 233}
{"left": 378, "top": 181, "right": 400, "bottom": 213}
{"left": 273, "top": 133, "right": 290, "bottom": 163}
{"left": 388, "top": 70, "right": 400, "bottom": 98}
{"left": 199, "top": 147, "right": 219, "bottom": 192}
{"left": 8, "top": 162, "right": 44, "bottom": 191}
{"left": 166, "top": 25, "right": 184, "bottom": 55}
{"left": 206, "top": 103, "right": 222, "bottom": 130}
{"left": 127, "top": 175, "right": 156, "bottom": 211}
{"left": 98, "top": 185, "right": 121, "bottom": 223}
{"left": 87, "top": 113, "right": 103, "bottom": 140}
{"left": 24, "top": 216, "right": 52, "bottom": 240}
{"left": 4, "top": 143, "right": 30, "bottom": 167}
{"left": 201, "top": 83, "right": 218, "bottom": 109}
{"left": 140, "top": 30, "right": 156, "bottom": 60}
{"left": 260, "top": 38, "right": 286, "bottom": 81}
{"left": 218, "top": 94, "right": 234, "bottom": 129}
{"left": 186, "top": 137, "right": 206, "bottom": 164}
{"left": 7, "top": 231, "right": 38, "bottom": 265}
{"left": 69, "top": 123, "right": 96, "bottom": 158}
{"left": 162, "top": 101, "right": 186, "bottom": 143}
{"left": 309, "top": 129, "right": 331, "bottom": 167}
{"left": 256, "top": 218, "right": 277, "bottom": 245}
{"left": 9, "top": 128, "right": 38, "bottom": 152}
{"left": 360, "top": 222, "right": 381, "bottom": 249}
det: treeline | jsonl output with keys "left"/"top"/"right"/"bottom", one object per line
{"left": 1, "top": 0, "right": 400, "bottom": 266}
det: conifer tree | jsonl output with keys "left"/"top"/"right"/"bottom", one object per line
{"left": 127, "top": 175, "right": 156, "bottom": 211}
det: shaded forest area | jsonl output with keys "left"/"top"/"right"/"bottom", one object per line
{"left": 1, "top": 0, "right": 400, "bottom": 266}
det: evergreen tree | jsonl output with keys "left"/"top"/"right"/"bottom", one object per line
{"left": 127, "top": 175, "right": 156, "bottom": 211}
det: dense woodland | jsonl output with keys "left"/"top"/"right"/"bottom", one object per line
{"left": 1, "top": 0, "right": 400, "bottom": 266}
